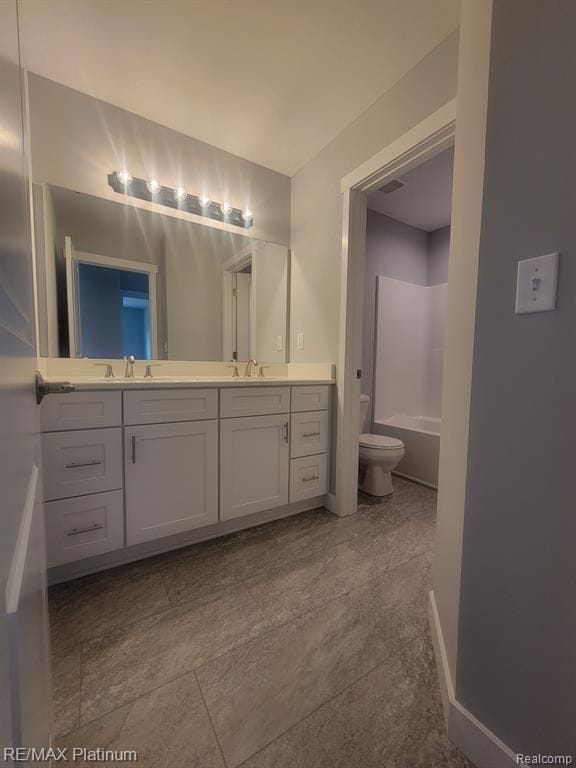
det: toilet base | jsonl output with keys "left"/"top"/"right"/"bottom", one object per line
{"left": 359, "top": 465, "right": 394, "bottom": 497}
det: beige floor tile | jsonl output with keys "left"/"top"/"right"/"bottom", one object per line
{"left": 196, "top": 554, "right": 431, "bottom": 767}
{"left": 58, "top": 672, "right": 225, "bottom": 768}
{"left": 247, "top": 507, "right": 435, "bottom": 627}
{"left": 242, "top": 633, "right": 472, "bottom": 768}
{"left": 49, "top": 563, "right": 171, "bottom": 653}
{"left": 80, "top": 581, "right": 270, "bottom": 724}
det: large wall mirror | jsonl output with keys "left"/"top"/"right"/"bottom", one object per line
{"left": 33, "top": 185, "right": 289, "bottom": 362}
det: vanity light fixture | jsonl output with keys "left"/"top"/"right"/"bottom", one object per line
{"left": 146, "top": 179, "right": 161, "bottom": 195}
{"left": 117, "top": 169, "right": 132, "bottom": 186}
{"left": 108, "top": 171, "right": 253, "bottom": 229}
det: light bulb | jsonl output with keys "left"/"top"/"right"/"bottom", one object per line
{"left": 198, "top": 195, "right": 211, "bottom": 207}
{"left": 220, "top": 201, "right": 233, "bottom": 215}
{"left": 146, "top": 179, "right": 161, "bottom": 194}
{"left": 242, "top": 209, "right": 253, "bottom": 222}
{"left": 117, "top": 169, "right": 132, "bottom": 186}
{"left": 173, "top": 187, "right": 187, "bottom": 202}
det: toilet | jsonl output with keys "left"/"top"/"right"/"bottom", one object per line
{"left": 358, "top": 394, "right": 405, "bottom": 496}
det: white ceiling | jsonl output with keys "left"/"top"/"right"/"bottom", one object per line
{"left": 19, "top": 0, "right": 460, "bottom": 176}
{"left": 367, "top": 146, "right": 454, "bottom": 231}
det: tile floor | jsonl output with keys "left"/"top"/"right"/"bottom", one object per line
{"left": 49, "top": 478, "right": 472, "bottom": 767}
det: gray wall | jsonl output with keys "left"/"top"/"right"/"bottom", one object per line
{"left": 28, "top": 74, "right": 291, "bottom": 247}
{"left": 428, "top": 225, "right": 450, "bottom": 285}
{"left": 362, "top": 211, "right": 451, "bottom": 404}
{"left": 290, "top": 31, "right": 459, "bottom": 363}
{"left": 362, "top": 211, "right": 428, "bottom": 402}
{"left": 456, "top": 0, "right": 576, "bottom": 756}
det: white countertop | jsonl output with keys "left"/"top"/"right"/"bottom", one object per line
{"left": 44, "top": 376, "right": 335, "bottom": 391}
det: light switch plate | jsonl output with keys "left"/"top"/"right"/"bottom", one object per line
{"left": 515, "top": 252, "right": 559, "bottom": 314}
{"left": 297, "top": 332, "right": 304, "bottom": 350}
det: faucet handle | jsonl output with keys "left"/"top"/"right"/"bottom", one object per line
{"left": 258, "top": 365, "right": 271, "bottom": 378}
{"left": 226, "top": 364, "right": 240, "bottom": 378}
{"left": 144, "top": 364, "right": 160, "bottom": 379}
{"left": 94, "top": 363, "right": 114, "bottom": 378}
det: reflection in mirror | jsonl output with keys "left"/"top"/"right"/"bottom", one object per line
{"left": 33, "top": 185, "right": 289, "bottom": 362}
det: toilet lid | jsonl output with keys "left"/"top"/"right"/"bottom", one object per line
{"left": 359, "top": 433, "right": 404, "bottom": 450}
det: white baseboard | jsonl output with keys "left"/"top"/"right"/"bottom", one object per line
{"left": 428, "top": 591, "right": 518, "bottom": 768}
{"left": 392, "top": 470, "right": 438, "bottom": 490}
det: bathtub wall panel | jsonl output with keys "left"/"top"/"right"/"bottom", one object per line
{"left": 374, "top": 276, "right": 447, "bottom": 422}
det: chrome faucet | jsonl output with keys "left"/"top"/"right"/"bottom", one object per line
{"left": 94, "top": 362, "right": 115, "bottom": 379}
{"left": 243, "top": 358, "right": 258, "bottom": 378}
{"left": 124, "top": 355, "right": 136, "bottom": 378}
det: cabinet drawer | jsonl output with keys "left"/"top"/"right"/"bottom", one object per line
{"left": 290, "top": 454, "right": 328, "bottom": 502}
{"left": 42, "top": 428, "right": 123, "bottom": 501}
{"left": 220, "top": 387, "right": 290, "bottom": 418}
{"left": 123, "top": 388, "right": 218, "bottom": 425}
{"left": 290, "top": 411, "right": 329, "bottom": 458}
{"left": 290, "top": 385, "right": 329, "bottom": 413}
{"left": 40, "top": 391, "right": 122, "bottom": 432}
{"left": 45, "top": 490, "right": 124, "bottom": 567}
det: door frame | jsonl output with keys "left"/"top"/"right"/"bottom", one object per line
{"left": 333, "top": 100, "right": 456, "bottom": 517}
{"left": 64, "top": 237, "right": 159, "bottom": 359}
{"left": 221, "top": 246, "right": 253, "bottom": 361}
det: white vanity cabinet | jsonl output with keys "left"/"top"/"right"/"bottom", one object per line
{"left": 124, "top": 420, "right": 219, "bottom": 545}
{"left": 41, "top": 382, "right": 331, "bottom": 575}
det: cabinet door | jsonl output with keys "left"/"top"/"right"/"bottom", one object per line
{"left": 220, "top": 414, "right": 289, "bottom": 520}
{"left": 125, "top": 421, "right": 218, "bottom": 545}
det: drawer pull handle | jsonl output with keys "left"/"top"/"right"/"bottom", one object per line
{"left": 283, "top": 422, "right": 289, "bottom": 443}
{"left": 67, "top": 523, "right": 104, "bottom": 536}
{"left": 64, "top": 460, "right": 102, "bottom": 469}
{"left": 131, "top": 435, "right": 136, "bottom": 464}
{"left": 302, "top": 475, "right": 320, "bottom": 483}
{"left": 302, "top": 431, "right": 321, "bottom": 438}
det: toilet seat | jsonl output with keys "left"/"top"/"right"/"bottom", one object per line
{"left": 359, "top": 433, "right": 404, "bottom": 450}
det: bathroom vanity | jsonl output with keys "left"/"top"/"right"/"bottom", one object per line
{"left": 40, "top": 378, "right": 333, "bottom": 582}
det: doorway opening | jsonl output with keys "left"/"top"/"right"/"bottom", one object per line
{"left": 64, "top": 236, "right": 159, "bottom": 360}
{"left": 360, "top": 146, "right": 453, "bottom": 494}
{"left": 335, "top": 100, "right": 456, "bottom": 517}
{"left": 77, "top": 263, "right": 151, "bottom": 359}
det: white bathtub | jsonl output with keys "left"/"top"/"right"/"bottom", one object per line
{"left": 373, "top": 414, "right": 441, "bottom": 488}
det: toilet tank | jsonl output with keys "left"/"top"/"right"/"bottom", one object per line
{"left": 360, "top": 394, "right": 370, "bottom": 433}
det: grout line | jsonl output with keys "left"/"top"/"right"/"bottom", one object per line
{"left": 64, "top": 545, "right": 433, "bottom": 737}
{"left": 241, "top": 545, "right": 435, "bottom": 641}
{"left": 53, "top": 484, "right": 435, "bottom": 739}
{"left": 72, "top": 667, "right": 199, "bottom": 735}
{"left": 233, "top": 631, "right": 429, "bottom": 768}
{"left": 48, "top": 479, "right": 430, "bottom": 652}
{"left": 194, "top": 669, "right": 230, "bottom": 768}
{"left": 193, "top": 546, "right": 434, "bottom": 679}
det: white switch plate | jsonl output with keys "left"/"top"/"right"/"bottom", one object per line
{"left": 515, "top": 252, "right": 559, "bottom": 314}
{"left": 276, "top": 335, "right": 283, "bottom": 351}
{"left": 297, "top": 332, "right": 304, "bottom": 350}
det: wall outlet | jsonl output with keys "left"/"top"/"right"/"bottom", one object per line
{"left": 515, "top": 252, "right": 559, "bottom": 314}
{"left": 296, "top": 332, "right": 304, "bottom": 350}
